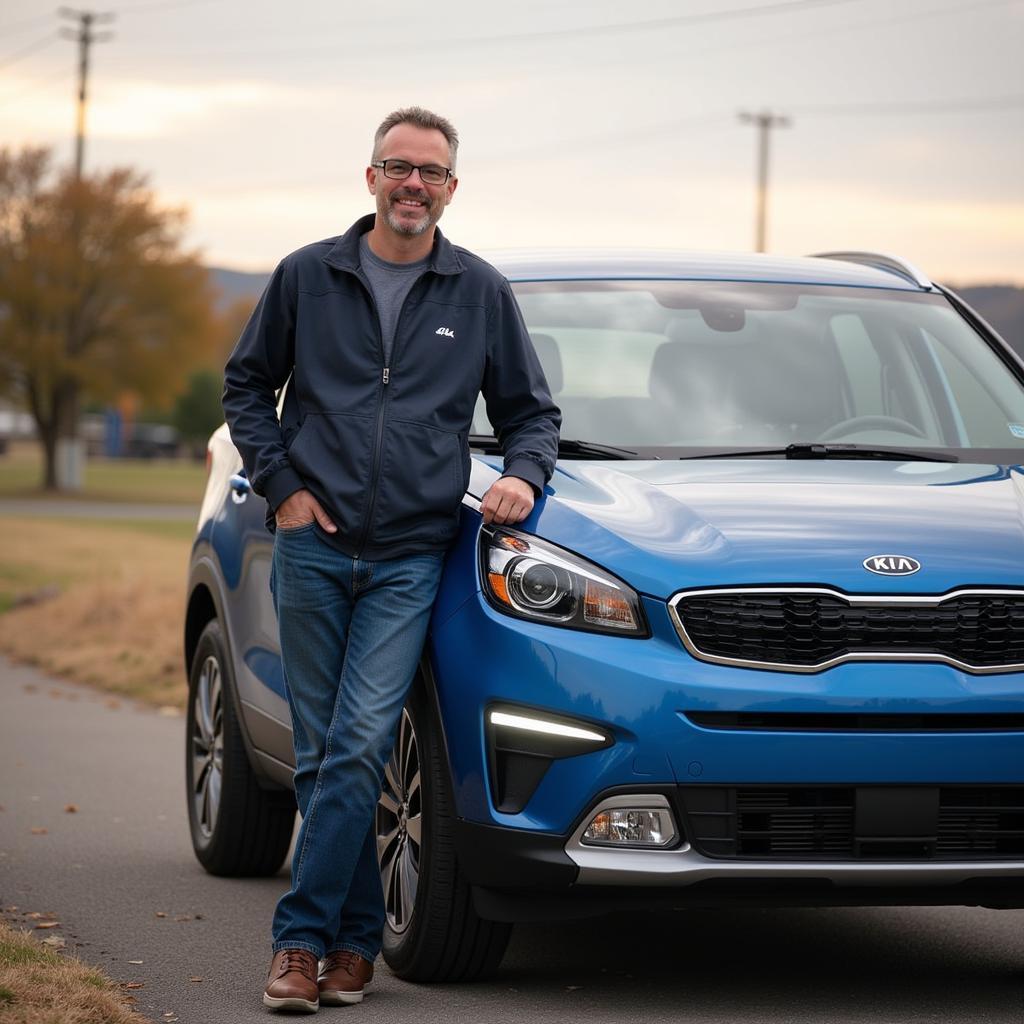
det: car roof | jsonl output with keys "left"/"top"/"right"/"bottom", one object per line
{"left": 486, "top": 250, "right": 933, "bottom": 292}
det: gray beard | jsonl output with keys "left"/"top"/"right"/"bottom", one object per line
{"left": 385, "top": 205, "right": 432, "bottom": 236}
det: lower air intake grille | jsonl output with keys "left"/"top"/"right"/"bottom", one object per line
{"left": 678, "top": 786, "right": 1024, "bottom": 861}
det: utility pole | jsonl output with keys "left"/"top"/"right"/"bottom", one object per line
{"left": 738, "top": 110, "right": 790, "bottom": 253}
{"left": 59, "top": 7, "right": 115, "bottom": 181}
{"left": 55, "top": 7, "right": 114, "bottom": 491}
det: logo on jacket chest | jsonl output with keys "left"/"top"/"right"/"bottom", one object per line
{"left": 435, "top": 326, "right": 455, "bottom": 338}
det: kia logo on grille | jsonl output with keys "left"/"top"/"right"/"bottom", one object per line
{"left": 863, "top": 555, "right": 921, "bottom": 576}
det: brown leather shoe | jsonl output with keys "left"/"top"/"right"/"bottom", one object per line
{"left": 263, "top": 948, "right": 320, "bottom": 1013}
{"left": 317, "top": 950, "right": 374, "bottom": 1006}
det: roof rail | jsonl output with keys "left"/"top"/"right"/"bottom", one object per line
{"left": 809, "top": 251, "right": 932, "bottom": 289}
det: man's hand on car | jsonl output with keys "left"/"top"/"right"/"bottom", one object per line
{"left": 275, "top": 489, "right": 337, "bottom": 533}
{"left": 480, "top": 476, "right": 535, "bottom": 524}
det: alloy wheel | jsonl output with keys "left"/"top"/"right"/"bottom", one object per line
{"left": 191, "top": 654, "right": 224, "bottom": 839}
{"left": 377, "top": 707, "right": 422, "bottom": 933}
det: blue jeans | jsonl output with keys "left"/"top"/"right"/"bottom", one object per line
{"left": 269, "top": 523, "right": 444, "bottom": 961}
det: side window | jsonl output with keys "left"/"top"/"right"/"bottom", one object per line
{"left": 926, "top": 330, "right": 1014, "bottom": 445}
{"left": 830, "top": 314, "right": 883, "bottom": 416}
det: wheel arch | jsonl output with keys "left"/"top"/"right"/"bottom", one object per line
{"left": 416, "top": 652, "right": 460, "bottom": 812}
{"left": 184, "top": 558, "right": 282, "bottom": 789}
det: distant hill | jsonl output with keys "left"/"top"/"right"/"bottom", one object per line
{"left": 952, "top": 285, "right": 1024, "bottom": 357}
{"left": 210, "top": 267, "right": 270, "bottom": 312}
{"left": 207, "top": 266, "right": 1024, "bottom": 357}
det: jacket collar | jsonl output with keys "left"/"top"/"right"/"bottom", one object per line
{"left": 322, "top": 213, "right": 465, "bottom": 276}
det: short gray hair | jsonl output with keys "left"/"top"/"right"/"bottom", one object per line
{"left": 372, "top": 106, "right": 459, "bottom": 171}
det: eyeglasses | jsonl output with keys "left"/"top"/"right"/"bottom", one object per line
{"left": 371, "top": 159, "right": 452, "bottom": 186}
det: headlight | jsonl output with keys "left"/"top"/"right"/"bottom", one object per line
{"left": 480, "top": 525, "right": 648, "bottom": 637}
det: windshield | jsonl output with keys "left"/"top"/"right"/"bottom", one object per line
{"left": 470, "top": 280, "right": 1024, "bottom": 459}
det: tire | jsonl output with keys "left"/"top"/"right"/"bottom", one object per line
{"left": 378, "top": 682, "right": 512, "bottom": 981}
{"left": 186, "top": 619, "right": 295, "bottom": 876}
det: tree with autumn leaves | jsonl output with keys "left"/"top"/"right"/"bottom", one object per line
{"left": 0, "top": 146, "right": 218, "bottom": 489}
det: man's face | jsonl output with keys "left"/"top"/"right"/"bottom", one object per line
{"left": 367, "top": 123, "right": 457, "bottom": 238}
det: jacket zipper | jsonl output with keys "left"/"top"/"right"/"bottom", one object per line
{"left": 353, "top": 274, "right": 417, "bottom": 558}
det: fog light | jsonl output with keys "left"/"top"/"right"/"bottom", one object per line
{"left": 582, "top": 808, "right": 676, "bottom": 847}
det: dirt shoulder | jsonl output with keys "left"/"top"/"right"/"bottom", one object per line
{"left": 0, "top": 516, "right": 193, "bottom": 709}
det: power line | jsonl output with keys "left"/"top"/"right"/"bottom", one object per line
{"left": 0, "top": 31, "right": 58, "bottom": 72}
{"left": 435, "top": 0, "right": 870, "bottom": 46}
{"left": 791, "top": 93, "right": 1024, "bottom": 115}
{"left": 114, "top": 0, "right": 226, "bottom": 13}
{"left": 103, "top": 0, "right": 872, "bottom": 62}
{"left": 1, "top": 12, "right": 56, "bottom": 37}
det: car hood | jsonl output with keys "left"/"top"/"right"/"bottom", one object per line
{"left": 469, "top": 458, "right": 1024, "bottom": 597}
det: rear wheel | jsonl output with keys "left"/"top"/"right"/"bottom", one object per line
{"left": 186, "top": 619, "right": 295, "bottom": 876}
{"left": 378, "top": 682, "right": 512, "bottom": 981}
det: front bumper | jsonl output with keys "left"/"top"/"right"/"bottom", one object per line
{"left": 453, "top": 814, "right": 1024, "bottom": 920}
{"left": 431, "top": 589, "right": 1024, "bottom": 833}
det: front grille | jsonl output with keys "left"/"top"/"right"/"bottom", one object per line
{"left": 678, "top": 786, "right": 1024, "bottom": 861}
{"left": 670, "top": 587, "right": 1024, "bottom": 673}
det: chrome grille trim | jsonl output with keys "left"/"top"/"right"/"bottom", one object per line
{"left": 667, "top": 586, "right": 1024, "bottom": 675}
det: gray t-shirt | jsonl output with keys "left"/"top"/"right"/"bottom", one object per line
{"left": 358, "top": 234, "right": 429, "bottom": 366}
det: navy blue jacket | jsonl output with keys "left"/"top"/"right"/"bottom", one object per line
{"left": 222, "top": 215, "right": 561, "bottom": 559}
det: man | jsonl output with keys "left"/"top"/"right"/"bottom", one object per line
{"left": 222, "top": 106, "right": 560, "bottom": 1013}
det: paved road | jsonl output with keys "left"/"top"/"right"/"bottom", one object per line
{"left": 0, "top": 499, "right": 197, "bottom": 521}
{"left": 1, "top": 659, "right": 1022, "bottom": 1024}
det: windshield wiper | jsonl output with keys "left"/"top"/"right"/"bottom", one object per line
{"left": 557, "top": 438, "right": 647, "bottom": 459}
{"left": 469, "top": 435, "right": 645, "bottom": 460}
{"left": 682, "top": 443, "right": 958, "bottom": 463}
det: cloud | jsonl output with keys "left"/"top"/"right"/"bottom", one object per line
{"left": 0, "top": 74, "right": 307, "bottom": 143}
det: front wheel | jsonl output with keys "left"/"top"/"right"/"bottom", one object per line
{"left": 377, "top": 683, "right": 512, "bottom": 981}
{"left": 186, "top": 619, "right": 295, "bottom": 876}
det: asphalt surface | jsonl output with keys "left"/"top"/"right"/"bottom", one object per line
{"left": 1, "top": 658, "right": 1022, "bottom": 1024}
{"left": 0, "top": 499, "right": 197, "bottom": 521}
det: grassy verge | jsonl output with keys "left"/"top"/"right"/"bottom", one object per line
{"left": 0, "top": 441, "right": 207, "bottom": 505}
{"left": 0, "top": 516, "right": 192, "bottom": 708}
{"left": 0, "top": 920, "right": 149, "bottom": 1024}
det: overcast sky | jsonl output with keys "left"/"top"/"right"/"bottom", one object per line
{"left": 2, "top": 0, "right": 1022, "bottom": 282}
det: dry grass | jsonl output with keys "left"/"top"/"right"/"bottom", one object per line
{"left": 0, "top": 517, "right": 192, "bottom": 708}
{"left": 0, "top": 441, "right": 207, "bottom": 505}
{"left": 0, "top": 921, "right": 149, "bottom": 1024}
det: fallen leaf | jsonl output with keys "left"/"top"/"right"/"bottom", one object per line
{"left": 30, "top": 827, "right": 47, "bottom": 835}
{"left": 127, "top": 960, "right": 144, "bottom": 965}
{"left": 173, "top": 914, "right": 193, "bottom": 922}
{"left": 124, "top": 982, "right": 144, "bottom": 990}
{"left": 64, "top": 804, "right": 78, "bottom": 813}
{"left": 158, "top": 706, "right": 180, "bottom": 717}
{"left": 49, "top": 689, "right": 63, "bottom": 699}
{"left": 34, "top": 922, "right": 60, "bottom": 930}
{"left": 24, "top": 912, "right": 43, "bottom": 920}
{"left": 41, "top": 936, "right": 65, "bottom": 949}
{"left": 193, "top": 913, "right": 204, "bottom": 920}
{"left": 154, "top": 912, "right": 167, "bottom": 918}
{"left": 23, "top": 684, "right": 37, "bottom": 693}
{"left": 189, "top": 976, "right": 203, "bottom": 983}
{"left": 105, "top": 699, "right": 121, "bottom": 710}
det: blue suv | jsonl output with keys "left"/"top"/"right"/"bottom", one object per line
{"left": 184, "top": 250, "right": 1024, "bottom": 981}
